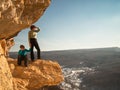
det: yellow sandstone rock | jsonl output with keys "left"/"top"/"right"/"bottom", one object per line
{"left": 8, "top": 58, "right": 64, "bottom": 90}
{"left": 0, "top": 0, "right": 64, "bottom": 90}
{"left": 0, "top": 40, "right": 13, "bottom": 90}
{"left": 0, "top": 0, "right": 51, "bottom": 39}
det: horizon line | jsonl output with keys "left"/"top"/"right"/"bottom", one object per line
{"left": 10, "top": 46, "right": 119, "bottom": 52}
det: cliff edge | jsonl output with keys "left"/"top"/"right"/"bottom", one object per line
{"left": 0, "top": 0, "right": 64, "bottom": 90}
{"left": 8, "top": 58, "right": 64, "bottom": 90}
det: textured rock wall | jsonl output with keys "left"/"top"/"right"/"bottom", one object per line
{"left": 0, "top": 0, "right": 54, "bottom": 90}
{"left": 0, "top": 0, "right": 50, "bottom": 39}
{"left": 8, "top": 59, "right": 64, "bottom": 90}
{"left": 0, "top": 40, "right": 13, "bottom": 90}
{"left": 0, "top": 1, "right": 64, "bottom": 89}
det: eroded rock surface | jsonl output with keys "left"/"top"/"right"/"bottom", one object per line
{"left": 8, "top": 58, "right": 64, "bottom": 90}
{"left": 0, "top": 0, "right": 50, "bottom": 39}
{"left": 0, "top": 40, "right": 13, "bottom": 90}
{"left": 0, "top": 1, "right": 64, "bottom": 90}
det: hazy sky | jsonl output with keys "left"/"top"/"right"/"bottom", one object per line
{"left": 11, "top": 0, "right": 120, "bottom": 51}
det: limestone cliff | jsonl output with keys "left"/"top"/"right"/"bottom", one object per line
{"left": 8, "top": 58, "right": 64, "bottom": 90}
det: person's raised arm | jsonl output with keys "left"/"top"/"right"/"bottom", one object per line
{"left": 34, "top": 27, "right": 40, "bottom": 32}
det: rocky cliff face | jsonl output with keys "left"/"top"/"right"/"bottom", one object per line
{"left": 0, "top": 0, "right": 50, "bottom": 39}
{"left": 0, "top": 40, "right": 13, "bottom": 90}
{"left": 0, "top": 0, "right": 64, "bottom": 90}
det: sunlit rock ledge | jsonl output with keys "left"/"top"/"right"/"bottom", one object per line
{"left": 0, "top": 0, "right": 64, "bottom": 90}
{"left": 8, "top": 58, "right": 64, "bottom": 90}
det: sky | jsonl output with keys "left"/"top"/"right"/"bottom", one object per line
{"left": 10, "top": 0, "right": 120, "bottom": 51}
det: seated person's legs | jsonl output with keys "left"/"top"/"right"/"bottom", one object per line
{"left": 17, "top": 55, "right": 22, "bottom": 66}
{"left": 23, "top": 55, "right": 28, "bottom": 67}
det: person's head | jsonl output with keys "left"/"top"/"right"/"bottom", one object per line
{"left": 30, "top": 25, "right": 37, "bottom": 30}
{"left": 20, "top": 45, "right": 25, "bottom": 50}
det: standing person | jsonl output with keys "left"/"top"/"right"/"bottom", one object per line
{"left": 28, "top": 25, "right": 41, "bottom": 61}
{"left": 18, "top": 45, "right": 31, "bottom": 67}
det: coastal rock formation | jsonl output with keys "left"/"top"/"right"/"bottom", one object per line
{"left": 0, "top": 0, "right": 50, "bottom": 39}
{"left": 8, "top": 58, "right": 64, "bottom": 90}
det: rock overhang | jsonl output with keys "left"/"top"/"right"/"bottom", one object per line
{"left": 0, "top": 0, "right": 51, "bottom": 39}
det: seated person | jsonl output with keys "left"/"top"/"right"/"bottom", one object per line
{"left": 18, "top": 45, "right": 31, "bottom": 67}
